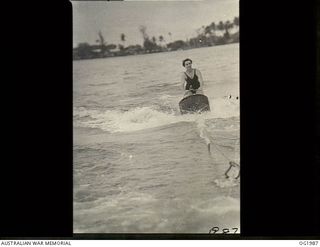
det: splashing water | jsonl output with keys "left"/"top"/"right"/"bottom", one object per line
{"left": 74, "top": 96, "right": 239, "bottom": 133}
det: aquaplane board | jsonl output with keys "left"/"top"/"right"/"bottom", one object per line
{"left": 179, "top": 94, "right": 210, "bottom": 114}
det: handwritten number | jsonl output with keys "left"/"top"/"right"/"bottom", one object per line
{"left": 209, "top": 226, "right": 219, "bottom": 234}
{"left": 209, "top": 227, "right": 239, "bottom": 234}
{"left": 232, "top": 228, "right": 238, "bottom": 233}
{"left": 222, "top": 228, "right": 230, "bottom": 234}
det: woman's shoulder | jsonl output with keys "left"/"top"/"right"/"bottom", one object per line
{"left": 195, "top": 68, "right": 202, "bottom": 74}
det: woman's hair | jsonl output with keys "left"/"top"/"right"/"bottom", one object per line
{"left": 182, "top": 58, "right": 192, "bottom": 67}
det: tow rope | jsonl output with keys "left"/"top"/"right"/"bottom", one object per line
{"left": 208, "top": 139, "right": 240, "bottom": 179}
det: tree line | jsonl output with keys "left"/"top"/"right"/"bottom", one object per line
{"left": 73, "top": 16, "right": 239, "bottom": 60}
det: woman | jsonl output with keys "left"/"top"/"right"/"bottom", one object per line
{"left": 180, "top": 58, "right": 204, "bottom": 98}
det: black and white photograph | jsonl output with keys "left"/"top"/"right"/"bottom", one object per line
{"left": 72, "top": 0, "right": 240, "bottom": 233}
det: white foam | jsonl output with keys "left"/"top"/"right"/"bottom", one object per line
{"left": 207, "top": 96, "right": 239, "bottom": 119}
{"left": 73, "top": 96, "right": 239, "bottom": 133}
{"left": 74, "top": 106, "right": 178, "bottom": 133}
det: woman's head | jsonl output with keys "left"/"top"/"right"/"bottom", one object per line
{"left": 182, "top": 58, "right": 192, "bottom": 67}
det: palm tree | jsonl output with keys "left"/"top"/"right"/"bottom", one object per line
{"left": 96, "top": 31, "right": 107, "bottom": 57}
{"left": 139, "top": 25, "right": 149, "bottom": 40}
{"left": 217, "top": 21, "right": 225, "bottom": 35}
{"left": 223, "top": 21, "right": 230, "bottom": 40}
{"left": 225, "top": 20, "right": 233, "bottom": 32}
{"left": 120, "top": 33, "right": 126, "bottom": 48}
{"left": 205, "top": 22, "right": 217, "bottom": 44}
{"left": 224, "top": 20, "right": 231, "bottom": 35}
{"left": 210, "top": 22, "right": 216, "bottom": 35}
{"left": 152, "top": 36, "right": 157, "bottom": 44}
{"left": 97, "top": 31, "right": 106, "bottom": 45}
{"left": 233, "top": 16, "right": 239, "bottom": 27}
{"left": 233, "top": 17, "right": 239, "bottom": 31}
{"left": 159, "top": 35, "right": 165, "bottom": 47}
{"left": 168, "top": 32, "right": 172, "bottom": 42}
{"left": 204, "top": 25, "right": 212, "bottom": 36}
{"left": 201, "top": 25, "right": 206, "bottom": 35}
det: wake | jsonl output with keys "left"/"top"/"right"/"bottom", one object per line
{"left": 73, "top": 96, "right": 239, "bottom": 133}
{"left": 196, "top": 118, "right": 240, "bottom": 181}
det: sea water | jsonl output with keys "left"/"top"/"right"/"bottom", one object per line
{"left": 73, "top": 43, "right": 239, "bottom": 233}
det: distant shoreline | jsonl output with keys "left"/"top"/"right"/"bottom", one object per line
{"left": 73, "top": 42, "right": 239, "bottom": 63}
{"left": 73, "top": 37, "right": 239, "bottom": 61}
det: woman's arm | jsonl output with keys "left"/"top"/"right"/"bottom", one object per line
{"left": 181, "top": 72, "right": 187, "bottom": 90}
{"left": 181, "top": 72, "right": 192, "bottom": 97}
{"left": 196, "top": 69, "right": 204, "bottom": 90}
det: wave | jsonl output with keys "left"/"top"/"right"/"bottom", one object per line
{"left": 73, "top": 96, "right": 239, "bottom": 133}
{"left": 192, "top": 196, "right": 240, "bottom": 215}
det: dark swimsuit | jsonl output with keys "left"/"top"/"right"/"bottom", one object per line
{"left": 184, "top": 69, "right": 200, "bottom": 91}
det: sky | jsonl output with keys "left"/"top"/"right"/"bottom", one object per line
{"left": 72, "top": 0, "right": 239, "bottom": 48}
